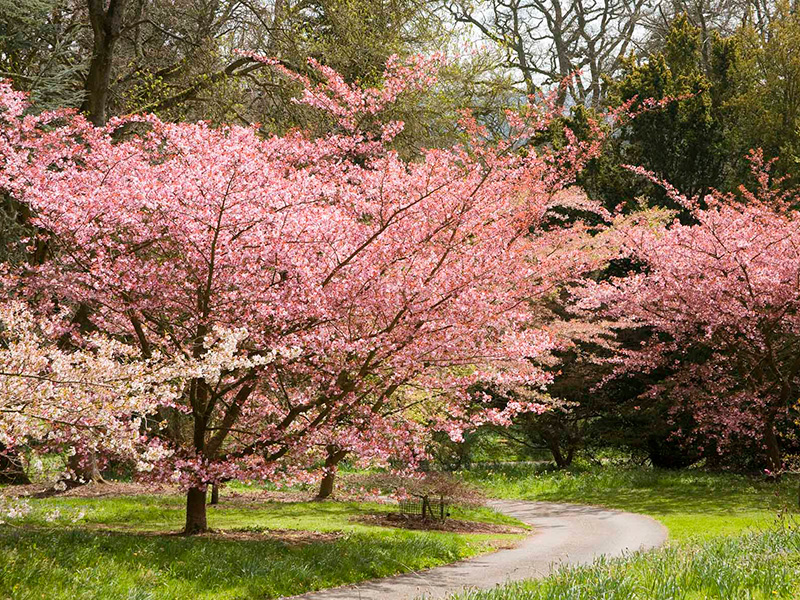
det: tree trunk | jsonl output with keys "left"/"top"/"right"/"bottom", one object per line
{"left": 267, "top": 0, "right": 287, "bottom": 52}
{"left": 0, "top": 445, "right": 30, "bottom": 484}
{"left": 564, "top": 443, "right": 576, "bottom": 468}
{"left": 317, "top": 469, "right": 337, "bottom": 500}
{"left": 210, "top": 483, "right": 219, "bottom": 505}
{"left": 315, "top": 446, "right": 347, "bottom": 500}
{"left": 184, "top": 371, "right": 210, "bottom": 533}
{"left": 184, "top": 487, "right": 208, "bottom": 534}
{"left": 68, "top": 451, "right": 105, "bottom": 484}
{"left": 82, "top": 36, "right": 115, "bottom": 126}
{"left": 545, "top": 434, "right": 571, "bottom": 469}
{"left": 550, "top": 443, "right": 567, "bottom": 469}
{"left": 82, "top": 0, "right": 128, "bottom": 126}
{"left": 764, "top": 419, "right": 782, "bottom": 476}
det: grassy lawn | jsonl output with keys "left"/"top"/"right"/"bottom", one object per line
{"left": 6, "top": 464, "right": 798, "bottom": 600}
{"left": 0, "top": 489, "right": 525, "bottom": 600}
{"left": 459, "top": 463, "right": 800, "bottom": 541}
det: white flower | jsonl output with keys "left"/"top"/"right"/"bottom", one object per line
{"left": 44, "top": 508, "right": 61, "bottom": 522}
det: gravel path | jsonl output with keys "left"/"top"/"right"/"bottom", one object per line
{"left": 288, "top": 500, "right": 668, "bottom": 600}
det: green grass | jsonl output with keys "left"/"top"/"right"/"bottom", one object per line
{"left": 0, "top": 492, "right": 524, "bottom": 600}
{"left": 7, "top": 463, "right": 797, "bottom": 599}
{"left": 446, "top": 524, "right": 800, "bottom": 600}
{"left": 11, "top": 492, "right": 524, "bottom": 531}
{"left": 443, "top": 463, "right": 800, "bottom": 600}
{"left": 459, "top": 463, "right": 800, "bottom": 541}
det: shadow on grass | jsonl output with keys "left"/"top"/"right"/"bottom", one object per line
{"left": 0, "top": 525, "right": 474, "bottom": 599}
{"left": 24, "top": 495, "right": 396, "bottom": 532}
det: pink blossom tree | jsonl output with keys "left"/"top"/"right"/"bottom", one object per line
{"left": 0, "top": 301, "right": 177, "bottom": 481}
{"left": 0, "top": 56, "right": 607, "bottom": 532}
{"left": 579, "top": 153, "right": 800, "bottom": 473}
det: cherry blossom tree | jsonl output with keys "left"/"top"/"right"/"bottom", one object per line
{"left": 0, "top": 54, "right": 608, "bottom": 532}
{"left": 0, "top": 301, "right": 177, "bottom": 482}
{"left": 579, "top": 152, "right": 800, "bottom": 473}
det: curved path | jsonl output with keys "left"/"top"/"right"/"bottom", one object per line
{"left": 289, "top": 500, "right": 668, "bottom": 600}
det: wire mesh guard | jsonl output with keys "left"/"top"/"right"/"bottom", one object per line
{"left": 398, "top": 494, "right": 449, "bottom": 520}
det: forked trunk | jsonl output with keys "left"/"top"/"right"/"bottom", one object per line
{"left": 545, "top": 433, "right": 574, "bottom": 469}
{"left": 184, "top": 487, "right": 208, "bottom": 534}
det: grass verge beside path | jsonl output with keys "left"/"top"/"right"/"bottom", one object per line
{"left": 0, "top": 488, "right": 525, "bottom": 600}
{"left": 443, "top": 463, "right": 800, "bottom": 600}
{"left": 447, "top": 525, "right": 800, "bottom": 600}
{"left": 459, "top": 463, "right": 799, "bottom": 541}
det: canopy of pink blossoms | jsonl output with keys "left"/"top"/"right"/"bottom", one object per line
{"left": 579, "top": 154, "right": 800, "bottom": 470}
{"left": 0, "top": 55, "right": 609, "bottom": 488}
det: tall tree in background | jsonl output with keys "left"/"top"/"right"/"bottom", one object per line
{"left": 641, "top": 0, "right": 766, "bottom": 56}
{"left": 585, "top": 4, "right": 800, "bottom": 213}
{"left": 441, "top": 0, "right": 654, "bottom": 105}
{"left": 732, "top": 0, "right": 800, "bottom": 181}
{"left": 0, "top": 0, "right": 86, "bottom": 111}
{"left": 0, "top": 0, "right": 444, "bottom": 128}
{"left": 586, "top": 14, "right": 742, "bottom": 211}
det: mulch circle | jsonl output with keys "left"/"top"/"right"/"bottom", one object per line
{"left": 357, "top": 512, "right": 527, "bottom": 534}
